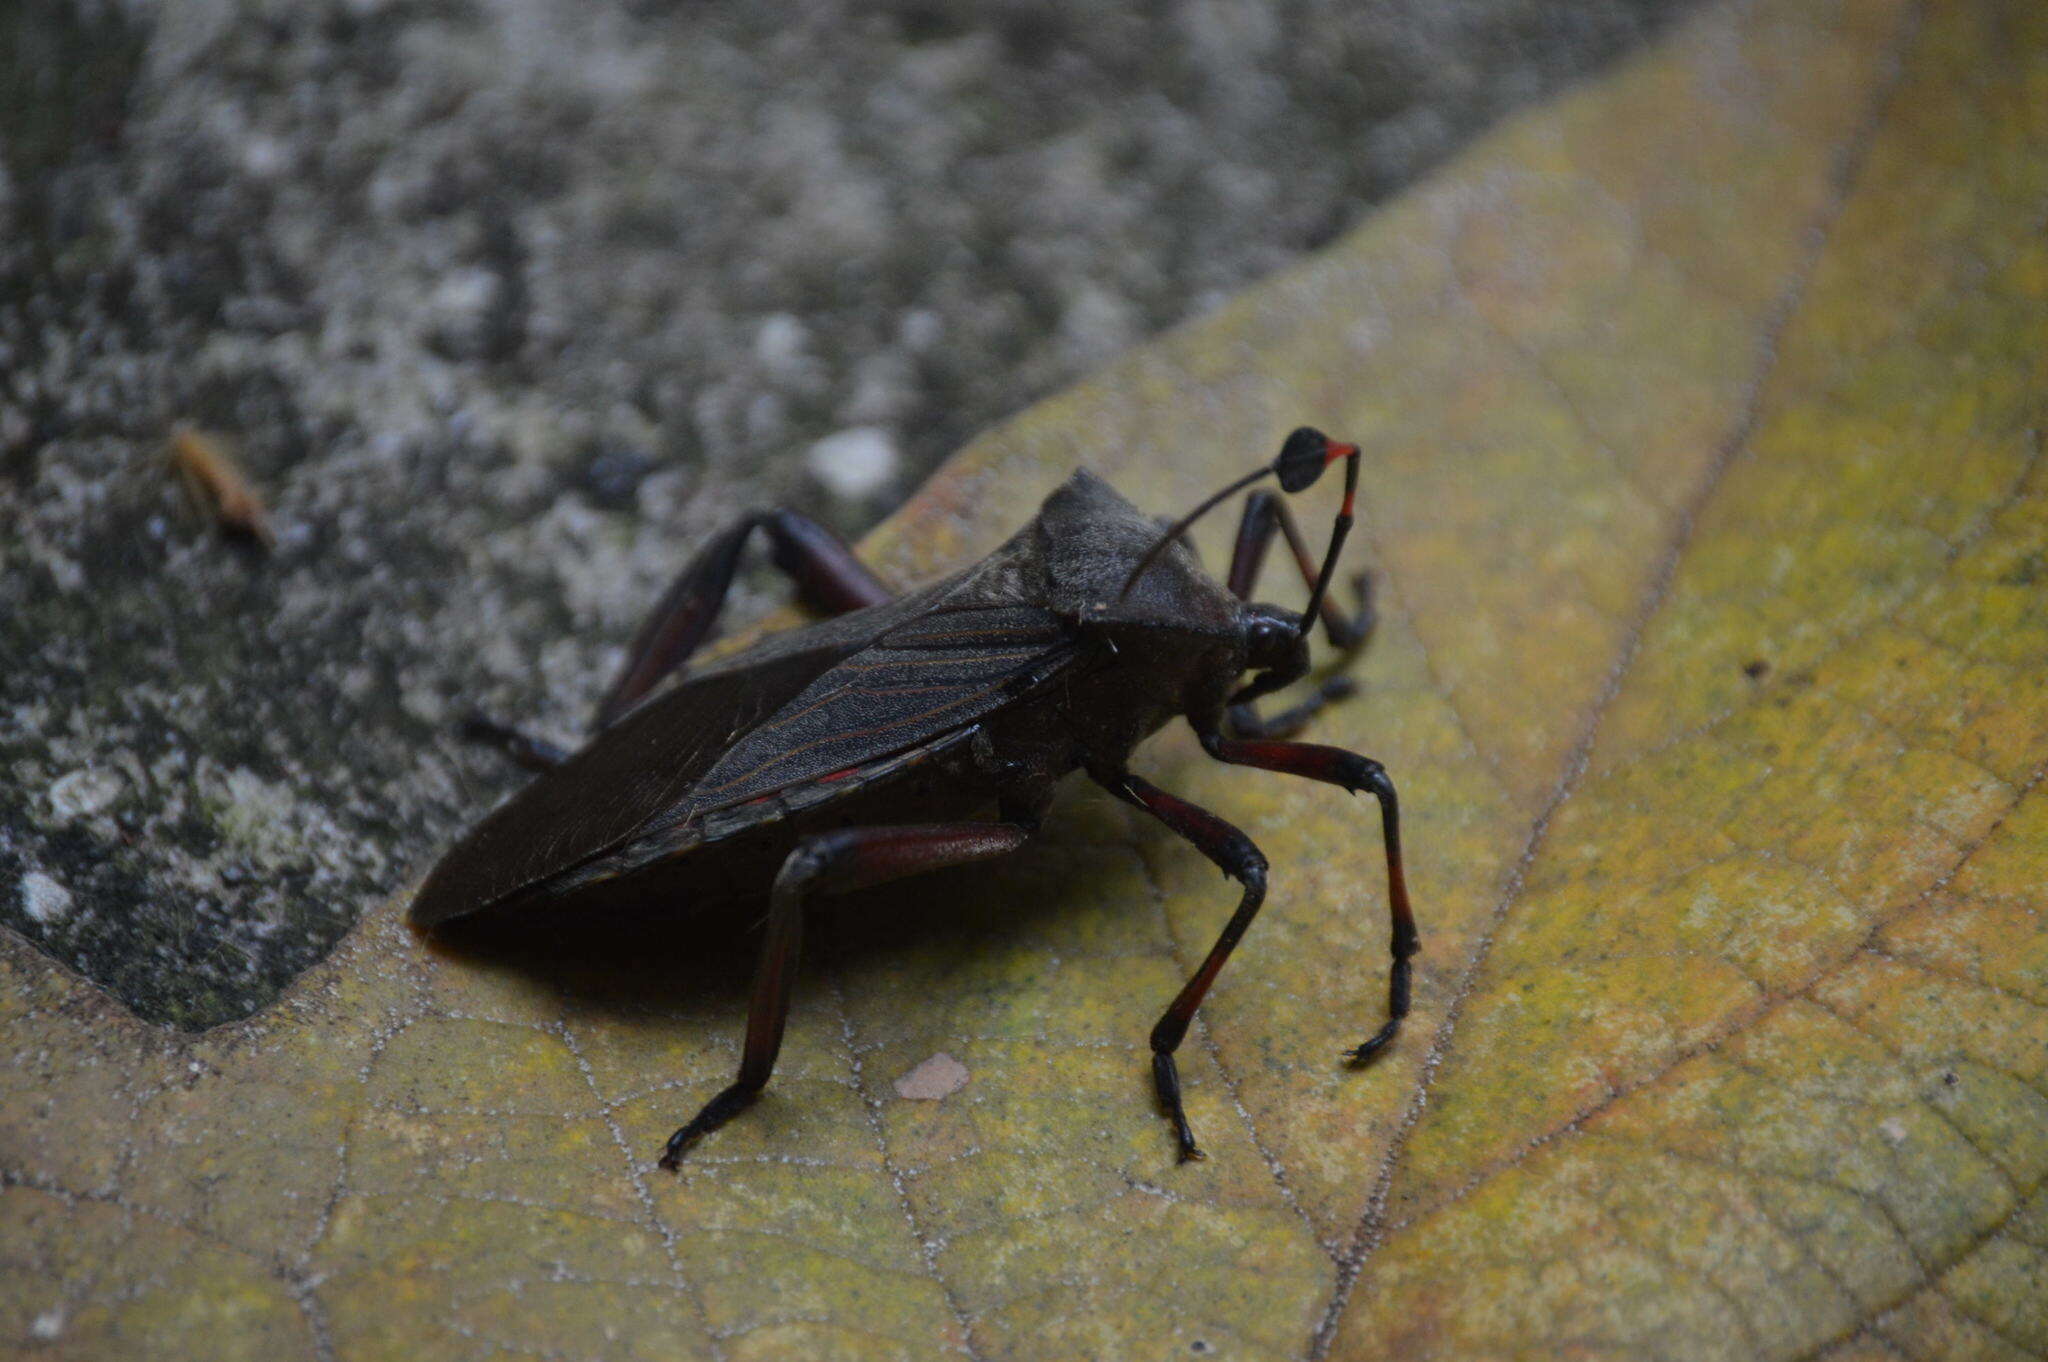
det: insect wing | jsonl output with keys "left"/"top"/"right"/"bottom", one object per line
{"left": 410, "top": 638, "right": 858, "bottom": 927}
{"left": 678, "top": 604, "right": 1076, "bottom": 819}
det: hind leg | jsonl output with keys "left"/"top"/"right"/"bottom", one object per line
{"left": 595, "top": 508, "right": 890, "bottom": 728}
{"left": 464, "top": 508, "right": 891, "bottom": 768}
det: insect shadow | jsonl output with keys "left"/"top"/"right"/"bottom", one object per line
{"left": 417, "top": 794, "right": 1149, "bottom": 1033}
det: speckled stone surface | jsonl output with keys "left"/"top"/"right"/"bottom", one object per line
{"left": 1, "top": 0, "right": 1696, "bottom": 1027}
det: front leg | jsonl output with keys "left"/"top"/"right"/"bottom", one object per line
{"left": 1095, "top": 769, "right": 1269, "bottom": 1163}
{"left": 1224, "top": 489, "right": 1377, "bottom": 738}
{"left": 1199, "top": 731, "right": 1417, "bottom": 1064}
{"left": 1227, "top": 489, "right": 1376, "bottom": 650}
{"left": 1224, "top": 675, "right": 1359, "bottom": 741}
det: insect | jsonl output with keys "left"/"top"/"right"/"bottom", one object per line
{"left": 410, "top": 429, "right": 1417, "bottom": 1168}
{"left": 166, "top": 425, "right": 277, "bottom": 551}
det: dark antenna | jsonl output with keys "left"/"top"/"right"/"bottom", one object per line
{"left": 1120, "top": 427, "right": 1361, "bottom": 626}
{"left": 1298, "top": 446, "right": 1359, "bottom": 629}
{"left": 1117, "top": 466, "right": 1275, "bottom": 599}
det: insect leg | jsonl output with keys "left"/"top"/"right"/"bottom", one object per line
{"left": 1224, "top": 491, "right": 1376, "bottom": 739}
{"left": 1227, "top": 489, "right": 1375, "bottom": 649}
{"left": 458, "top": 714, "right": 571, "bottom": 771}
{"left": 596, "top": 508, "right": 892, "bottom": 729}
{"left": 659, "top": 820, "right": 1032, "bottom": 1169}
{"left": 461, "top": 511, "right": 889, "bottom": 765}
{"left": 1095, "top": 769, "right": 1268, "bottom": 1163}
{"left": 1223, "top": 680, "right": 1354, "bottom": 742}
{"left": 1197, "top": 732, "right": 1416, "bottom": 1065}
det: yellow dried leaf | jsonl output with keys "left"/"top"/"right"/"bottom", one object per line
{"left": 5, "top": 0, "right": 2044, "bottom": 1358}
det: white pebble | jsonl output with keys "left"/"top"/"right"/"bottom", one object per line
{"left": 754, "top": 314, "right": 811, "bottom": 376}
{"left": 43, "top": 553, "right": 85, "bottom": 593}
{"left": 898, "top": 308, "right": 942, "bottom": 352}
{"left": 241, "top": 133, "right": 288, "bottom": 178}
{"left": 805, "top": 426, "right": 899, "bottom": 500}
{"left": 20, "top": 871, "right": 75, "bottom": 925}
{"left": 431, "top": 266, "right": 499, "bottom": 319}
{"left": 1056, "top": 285, "right": 1138, "bottom": 368}
{"left": 48, "top": 767, "right": 125, "bottom": 820}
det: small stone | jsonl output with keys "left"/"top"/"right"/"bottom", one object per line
{"left": 893, "top": 1051, "right": 970, "bottom": 1101}
{"left": 43, "top": 553, "right": 85, "bottom": 592}
{"left": 578, "top": 446, "right": 654, "bottom": 510}
{"left": 422, "top": 267, "right": 503, "bottom": 359}
{"left": 897, "top": 308, "right": 942, "bottom": 352}
{"left": 20, "top": 872, "right": 75, "bottom": 926}
{"left": 754, "top": 314, "right": 811, "bottom": 375}
{"left": 241, "top": 133, "right": 288, "bottom": 178}
{"left": 840, "top": 353, "right": 914, "bottom": 425}
{"left": 29, "top": 1309, "right": 63, "bottom": 1342}
{"left": 48, "top": 767, "right": 125, "bottom": 820}
{"left": 805, "top": 426, "right": 899, "bottom": 500}
{"left": 1878, "top": 1116, "right": 1910, "bottom": 1146}
{"left": 431, "top": 267, "right": 499, "bottom": 320}
{"left": 1056, "top": 284, "right": 1138, "bottom": 368}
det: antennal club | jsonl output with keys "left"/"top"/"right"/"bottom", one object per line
{"left": 1120, "top": 427, "right": 1359, "bottom": 602}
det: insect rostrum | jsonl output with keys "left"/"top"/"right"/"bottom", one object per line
{"left": 409, "top": 428, "right": 1417, "bottom": 1168}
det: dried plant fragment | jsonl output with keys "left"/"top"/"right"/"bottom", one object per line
{"left": 167, "top": 425, "right": 276, "bottom": 552}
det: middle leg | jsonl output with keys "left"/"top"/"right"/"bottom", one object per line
{"left": 659, "top": 819, "right": 1033, "bottom": 1169}
{"left": 1096, "top": 768, "right": 1269, "bottom": 1163}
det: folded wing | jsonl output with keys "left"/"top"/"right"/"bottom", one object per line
{"left": 679, "top": 603, "right": 1076, "bottom": 819}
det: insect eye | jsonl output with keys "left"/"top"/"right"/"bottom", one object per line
{"left": 1242, "top": 606, "right": 1304, "bottom": 671}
